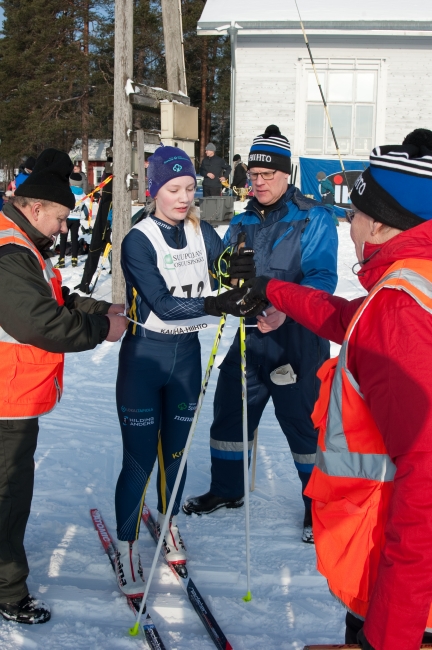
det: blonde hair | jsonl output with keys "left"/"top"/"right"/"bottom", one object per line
{"left": 148, "top": 199, "right": 201, "bottom": 231}
{"left": 11, "top": 196, "right": 56, "bottom": 210}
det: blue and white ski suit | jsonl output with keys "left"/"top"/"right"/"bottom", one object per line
{"left": 115, "top": 215, "right": 224, "bottom": 541}
{"left": 209, "top": 186, "right": 338, "bottom": 510}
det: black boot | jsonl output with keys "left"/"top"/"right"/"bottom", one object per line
{"left": 302, "top": 508, "right": 314, "bottom": 544}
{"left": 55, "top": 257, "right": 65, "bottom": 269}
{"left": 0, "top": 594, "right": 51, "bottom": 624}
{"left": 74, "top": 281, "right": 91, "bottom": 295}
{"left": 182, "top": 491, "right": 244, "bottom": 515}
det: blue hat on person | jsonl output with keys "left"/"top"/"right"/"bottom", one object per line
{"left": 147, "top": 145, "right": 196, "bottom": 198}
{"left": 350, "top": 141, "right": 432, "bottom": 230}
{"left": 247, "top": 124, "right": 291, "bottom": 174}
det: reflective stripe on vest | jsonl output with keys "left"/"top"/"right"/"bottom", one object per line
{"left": 309, "top": 257, "right": 432, "bottom": 624}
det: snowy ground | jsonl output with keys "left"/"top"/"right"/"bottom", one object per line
{"left": 0, "top": 223, "right": 366, "bottom": 650}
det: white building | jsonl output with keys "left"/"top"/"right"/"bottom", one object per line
{"left": 198, "top": 0, "right": 432, "bottom": 199}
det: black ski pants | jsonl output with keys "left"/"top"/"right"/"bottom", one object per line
{"left": 0, "top": 418, "right": 38, "bottom": 603}
{"left": 203, "top": 185, "right": 221, "bottom": 197}
{"left": 59, "top": 219, "right": 80, "bottom": 258}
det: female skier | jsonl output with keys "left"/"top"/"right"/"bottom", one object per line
{"left": 114, "top": 146, "right": 255, "bottom": 597}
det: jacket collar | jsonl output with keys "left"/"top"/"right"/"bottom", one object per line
{"left": 3, "top": 202, "right": 54, "bottom": 253}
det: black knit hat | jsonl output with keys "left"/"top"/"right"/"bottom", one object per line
{"left": 15, "top": 148, "right": 75, "bottom": 210}
{"left": 24, "top": 156, "right": 36, "bottom": 171}
{"left": 248, "top": 125, "right": 291, "bottom": 174}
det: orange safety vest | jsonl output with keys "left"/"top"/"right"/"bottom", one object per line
{"left": 0, "top": 211, "right": 64, "bottom": 418}
{"left": 307, "top": 257, "right": 432, "bottom": 628}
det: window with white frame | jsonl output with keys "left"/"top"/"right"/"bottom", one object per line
{"left": 93, "top": 166, "right": 104, "bottom": 185}
{"left": 304, "top": 62, "right": 378, "bottom": 156}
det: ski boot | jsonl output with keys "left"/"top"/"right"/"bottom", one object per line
{"left": 182, "top": 491, "right": 244, "bottom": 516}
{"left": 115, "top": 539, "right": 145, "bottom": 598}
{"left": 302, "top": 509, "right": 314, "bottom": 544}
{"left": 0, "top": 594, "right": 51, "bottom": 624}
{"left": 156, "top": 513, "right": 187, "bottom": 577}
{"left": 71, "top": 257, "right": 78, "bottom": 268}
{"left": 55, "top": 257, "right": 65, "bottom": 269}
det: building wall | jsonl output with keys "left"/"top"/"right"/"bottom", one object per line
{"left": 234, "top": 35, "right": 432, "bottom": 161}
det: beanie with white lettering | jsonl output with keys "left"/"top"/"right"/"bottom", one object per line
{"left": 350, "top": 143, "right": 432, "bottom": 231}
{"left": 247, "top": 125, "right": 291, "bottom": 174}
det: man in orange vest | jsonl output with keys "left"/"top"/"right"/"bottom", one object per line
{"left": 225, "top": 129, "right": 432, "bottom": 649}
{"left": 0, "top": 149, "right": 127, "bottom": 625}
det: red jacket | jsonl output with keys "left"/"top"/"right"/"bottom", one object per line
{"left": 267, "top": 220, "right": 432, "bottom": 650}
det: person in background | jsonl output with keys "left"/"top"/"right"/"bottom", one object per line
{"left": 73, "top": 162, "right": 88, "bottom": 194}
{"left": 183, "top": 125, "right": 338, "bottom": 545}
{"left": 234, "top": 131, "right": 432, "bottom": 650}
{"left": 231, "top": 154, "right": 248, "bottom": 191}
{"left": 200, "top": 143, "right": 231, "bottom": 197}
{"left": 56, "top": 173, "right": 89, "bottom": 268}
{"left": 316, "top": 171, "right": 335, "bottom": 205}
{"left": 0, "top": 148, "right": 126, "bottom": 625}
{"left": 14, "top": 157, "right": 37, "bottom": 191}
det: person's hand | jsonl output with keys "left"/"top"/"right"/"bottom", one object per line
{"left": 219, "top": 176, "right": 226, "bottom": 183}
{"left": 256, "top": 306, "right": 286, "bottom": 333}
{"left": 105, "top": 314, "right": 128, "bottom": 341}
{"left": 236, "top": 276, "right": 272, "bottom": 315}
{"left": 207, "top": 173, "right": 215, "bottom": 179}
{"left": 204, "top": 287, "right": 266, "bottom": 318}
{"left": 108, "top": 303, "right": 125, "bottom": 315}
{"left": 217, "top": 247, "right": 255, "bottom": 285}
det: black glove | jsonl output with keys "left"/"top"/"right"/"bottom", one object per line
{"left": 204, "top": 287, "right": 266, "bottom": 318}
{"left": 237, "top": 276, "right": 271, "bottom": 315}
{"left": 357, "top": 628, "right": 375, "bottom": 650}
{"left": 216, "top": 248, "right": 256, "bottom": 284}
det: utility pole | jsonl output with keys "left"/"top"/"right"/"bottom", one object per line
{"left": 112, "top": 0, "right": 133, "bottom": 304}
{"left": 81, "top": 0, "right": 90, "bottom": 189}
{"left": 161, "top": 0, "right": 187, "bottom": 95}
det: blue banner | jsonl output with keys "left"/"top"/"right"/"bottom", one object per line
{"left": 299, "top": 157, "right": 369, "bottom": 211}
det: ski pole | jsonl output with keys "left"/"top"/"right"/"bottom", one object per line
{"left": 89, "top": 242, "right": 112, "bottom": 297}
{"left": 239, "top": 279, "right": 252, "bottom": 602}
{"left": 130, "top": 313, "right": 228, "bottom": 636}
{"left": 250, "top": 428, "right": 259, "bottom": 492}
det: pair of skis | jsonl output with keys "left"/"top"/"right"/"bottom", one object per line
{"left": 91, "top": 506, "right": 233, "bottom": 650}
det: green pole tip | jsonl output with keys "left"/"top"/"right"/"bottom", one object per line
{"left": 129, "top": 622, "right": 140, "bottom": 636}
{"left": 242, "top": 590, "right": 252, "bottom": 602}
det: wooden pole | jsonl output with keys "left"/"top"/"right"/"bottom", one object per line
{"left": 137, "top": 130, "right": 145, "bottom": 204}
{"left": 112, "top": 0, "right": 133, "bottom": 304}
{"left": 161, "top": 0, "right": 187, "bottom": 95}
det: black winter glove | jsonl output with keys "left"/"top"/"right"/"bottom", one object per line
{"left": 357, "top": 628, "right": 375, "bottom": 650}
{"left": 237, "top": 276, "right": 272, "bottom": 315}
{"left": 216, "top": 247, "right": 256, "bottom": 284}
{"left": 204, "top": 287, "right": 266, "bottom": 318}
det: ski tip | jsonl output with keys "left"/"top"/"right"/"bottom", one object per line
{"left": 242, "top": 590, "right": 252, "bottom": 602}
{"left": 129, "top": 622, "right": 140, "bottom": 636}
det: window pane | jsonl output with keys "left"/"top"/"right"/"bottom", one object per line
{"left": 355, "top": 105, "right": 374, "bottom": 152}
{"left": 306, "top": 105, "right": 324, "bottom": 153}
{"left": 327, "top": 105, "right": 352, "bottom": 153}
{"left": 307, "top": 72, "right": 325, "bottom": 101}
{"left": 328, "top": 73, "right": 353, "bottom": 101}
{"left": 356, "top": 73, "right": 375, "bottom": 102}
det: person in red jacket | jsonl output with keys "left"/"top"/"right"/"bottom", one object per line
{"left": 229, "top": 130, "right": 432, "bottom": 650}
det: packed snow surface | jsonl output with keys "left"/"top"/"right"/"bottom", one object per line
{"left": 0, "top": 223, "right": 365, "bottom": 649}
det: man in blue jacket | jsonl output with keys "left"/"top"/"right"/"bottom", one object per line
{"left": 183, "top": 125, "right": 338, "bottom": 543}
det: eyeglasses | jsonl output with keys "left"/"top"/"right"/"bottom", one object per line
{"left": 247, "top": 170, "right": 277, "bottom": 181}
{"left": 345, "top": 209, "right": 359, "bottom": 224}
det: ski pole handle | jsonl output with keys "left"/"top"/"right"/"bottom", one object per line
{"left": 230, "top": 231, "right": 247, "bottom": 287}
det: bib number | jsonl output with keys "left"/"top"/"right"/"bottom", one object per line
{"left": 169, "top": 281, "right": 205, "bottom": 299}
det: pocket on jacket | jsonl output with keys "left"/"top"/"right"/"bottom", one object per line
{"left": 10, "top": 347, "right": 62, "bottom": 406}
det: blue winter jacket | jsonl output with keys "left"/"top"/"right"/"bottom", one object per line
{"left": 220, "top": 185, "right": 338, "bottom": 382}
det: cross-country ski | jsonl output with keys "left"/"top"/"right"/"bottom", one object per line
{"left": 90, "top": 508, "right": 167, "bottom": 650}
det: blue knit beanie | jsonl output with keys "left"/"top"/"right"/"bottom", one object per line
{"left": 147, "top": 145, "right": 196, "bottom": 198}
{"left": 248, "top": 125, "right": 291, "bottom": 174}
{"left": 350, "top": 143, "right": 432, "bottom": 230}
